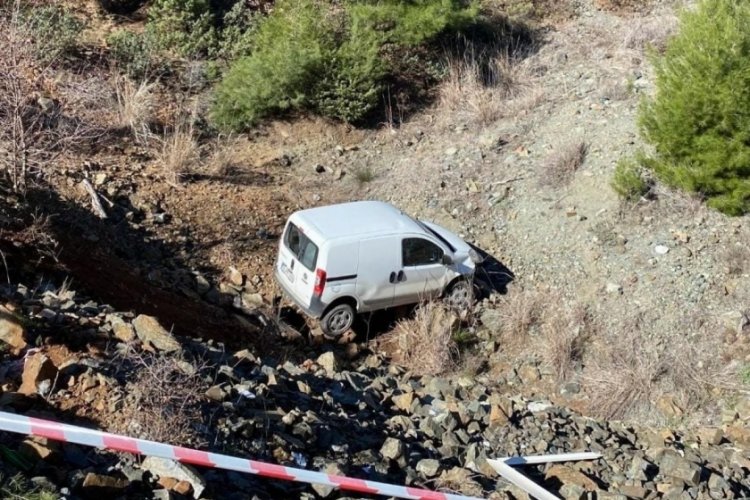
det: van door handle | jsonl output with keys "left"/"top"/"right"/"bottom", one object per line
{"left": 397, "top": 270, "right": 405, "bottom": 282}
{"left": 389, "top": 272, "right": 396, "bottom": 283}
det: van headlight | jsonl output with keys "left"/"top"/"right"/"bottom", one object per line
{"left": 468, "top": 248, "right": 483, "bottom": 264}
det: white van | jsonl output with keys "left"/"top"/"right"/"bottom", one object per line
{"left": 274, "top": 201, "right": 482, "bottom": 337}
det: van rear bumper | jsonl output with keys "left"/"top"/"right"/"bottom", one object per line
{"left": 274, "top": 268, "right": 327, "bottom": 318}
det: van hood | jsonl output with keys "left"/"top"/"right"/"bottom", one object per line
{"left": 420, "top": 221, "right": 481, "bottom": 267}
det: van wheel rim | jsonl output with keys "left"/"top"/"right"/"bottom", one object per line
{"left": 448, "top": 284, "right": 471, "bottom": 309}
{"left": 328, "top": 310, "right": 353, "bottom": 333}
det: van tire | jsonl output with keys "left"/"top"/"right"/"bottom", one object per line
{"left": 321, "top": 303, "right": 355, "bottom": 338}
{"left": 444, "top": 280, "right": 474, "bottom": 312}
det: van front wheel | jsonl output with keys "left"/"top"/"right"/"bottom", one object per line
{"left": 321, "top": 303, "right": 355, "bottom": 338}
{"left": 444, "top": 280, "right": 474, "bottom": 312}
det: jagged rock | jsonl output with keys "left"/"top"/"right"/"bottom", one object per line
{"left": 392, "top": 392, "right": 414, "bottom": 413}
{"left": 141, "top": 456, "right": 206, "bottom": 499}
{"left": 81, "top": 472, "right": 128, "bottom": 495}
{"left": 416, "top": 458, "right": 441, "bottom": 477}
{"left": 659, "top": 452, "right": 701, "bottom": 486}
{"left": 380, "top": 437, "right": 404, "bottom": 460}
{"left": 108, "top": 315, "right": 135, "bottom": 343}
{"left": 545, "top": 464, "right": 598, "bottom": 492}
{"left": 0, "top": 305, "right": 27, "bottom": 353}
{"left": 19, "top": 353, "right": 58, "bottom": 396}
{"left": 316, "top": 351, "right": 338, "bottom": 374}
{"left": 18, "top": 437, "right": 60, "bottom": 461}
{"left": 725, "top": 425, "right": 750, "bottom": 446}
{"left": 694, "top": 427, "right": 723, "bottom": 446}
{"left": 655, "top": 395, "right": 683, "bottom": 418}
{"left": 132, "top": 315, "right": 180, "bottom": 352}
{"left": 205, "top": 384, "right": 228, "bottom": 402}
{"left": 229, "top": 267, "right": 244, "bottom": 286}
{"left": 311, "top": 463, "right": 344, "bottom": 497}
{"left": 517, "top": 364, "right": 540, "bottom": 383}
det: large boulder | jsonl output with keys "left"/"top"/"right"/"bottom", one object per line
{"left": 19, "top": 353, "right": 58, "bottom": 396}
{"left": 132, "top": 315, "right": 180, "bottom": 352}
{"left": 0, "top": 305, "right": 27, "bottom": 354}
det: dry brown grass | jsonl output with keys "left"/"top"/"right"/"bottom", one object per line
{"left": 114, "top": 76, "right": 155, "bottom": 144}
{"left": 438, "top": 46, "right": 537, "bottom": 127}
{"left": 379, "top": 302, "right": 458, "bottom": 376}
{"left": 722, "top": 231, "right": 750, "bottom": 276}
{"left": 622, "top": 14, "right": 678, "bottom": 52}
{"left": 583, "top": 315, "right": 738, "bottom": 422}
{"left": 156, "top": 119, "right": 200, "bottom": 185}
{"left": 539, "top": 303, "right": 595, "bottom": 382}
{"left": 540, "top": 140, "right": 588, "bottom": 187}
{"left": 490, "top": 287, "right": 545, "bottom": 348}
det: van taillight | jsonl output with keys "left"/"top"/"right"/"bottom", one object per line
{"left": 314, "top": 269, "right": 326, "bottom": 296}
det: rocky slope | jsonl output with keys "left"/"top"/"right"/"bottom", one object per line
{"left": 1, "top": 276, "right": 750, "bottom": 499}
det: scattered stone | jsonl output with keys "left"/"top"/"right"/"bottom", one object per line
{"left": 517, "top": 364, "right": 540, "bottom": 383}
{"left": 416, "top": 458, "right": 441, "bottom": 477}
{"left": 655, "top": 395, "right": 683, "bottom": 419}
{"left": 316, "top": 351, "right": 338, "bottom": 374}
{"left": 0, "top": 305, "right": 27, "bottom": 354}
{"left": 229, "top": 267, "right": 244, "bottom": 287}
{"left": 659, "top": 452, "right": 701, "bottom": 486}
{"left": 81, "top": 472, "right": 128, "bottom": 495}
{"left": 142, "top": 457, "right": 206, "bottom": 499}
{"left": 132, "top": 315, "right": 180, "bottom": 352}
{"left": 606, "top": 282, "right": 623, "bottom": 294}
{"left": 19, "top": 353, "right": 58, "bottom": 396}
{"left": 654, "top": 244, "right": 670, "bottom": 255}
{"left": 393, "top": 392, "right": 414, "bottom": 413}
{"left": 109, "top": 315, "right": 135, "bottom": 343}
{"left": 545, "top": 464, "right": 598, "bottom": 492}
{"left": 380, "top": 437, "right": 405, "bottom": 460}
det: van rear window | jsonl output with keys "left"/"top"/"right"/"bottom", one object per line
{"left": 284, "top": 223, "right": 318, "bottom": 271}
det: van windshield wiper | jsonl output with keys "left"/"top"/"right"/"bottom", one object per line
{"left": 417, "top": 220, "right": 456, "bottom": 253}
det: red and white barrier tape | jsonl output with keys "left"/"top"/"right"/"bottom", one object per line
{"left": 0, "top": 411, "right": 483, "bottom": 500}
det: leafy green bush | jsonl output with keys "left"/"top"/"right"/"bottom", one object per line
{"left": 107, "top": 30, "right": 165, "bottom": 79}
{"left": 22, "top": 5, "right": 83, "bottom": 64}
{"left": 212, "top": 0, "right": 478, "bottom": 129}
{"left": 639, "top": 0, "right": 750, "bottom": 215}
{"left": 212, "top": 0, "right": 332, "bottom": 129}
{"left": 216, "top": 0, "right": 260, "bottom": 60}
{"left": 612, "top": 158, "right": 650, "bottom": 201}
{"left": 148, "top": 0, "right": 218, "bottom": 57}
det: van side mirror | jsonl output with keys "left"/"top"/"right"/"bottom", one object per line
{"left": 442, "top": 254, "right": 454, "bottom": 265}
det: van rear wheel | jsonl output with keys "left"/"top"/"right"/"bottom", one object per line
{"left": 321, "top": 303, "right": 355, "bottom": 338}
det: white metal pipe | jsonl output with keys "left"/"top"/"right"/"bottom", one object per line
{"left": 495, "top": 452, "right": 602, "bottom": 466}
{"left": 488, "top": 460, "right": 560, "bottom": 500}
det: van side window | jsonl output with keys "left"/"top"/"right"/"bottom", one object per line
{"left": 284, "top": 223, "right": 318, "bottom": 271}
{"left": 402, "top": 238, "right": 443, "bottom": 266}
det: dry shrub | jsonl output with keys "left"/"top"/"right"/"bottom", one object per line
{"left": 539, "top": 303, "right": 594, "bottom": 382}
{"left": 623, "top": 14, "right": 678, "bottom": 52}
{"left": 114, "top": 76, "right": 155, "bottom": 144}
{"left": 540, "top": 140, "right": 587, "bottom": 186}
{"left": 208, "top": 134, "right": 242, "bottom": 177}
{"left": 490, "top": 288, "right": 545, "bottom": 348}
{"left": 722, "top": 232, "right": 750, "bottom": 276}
{"left": 113, "top": 349, "right": 209, "bottom": 446}
{"left": 583, "top": 315, "right": 737, "bottom": 422}
{"left": 156, "top": 119, "right": 200, "bottom": 184}
{"left": 597, "top": 0, "right": 656, "bottom": 13}
{"left": 380, "top": 302, "right": 458, "bottom": 376}
{"left": 438, "top": 46, "right": 536, "bottom": 127}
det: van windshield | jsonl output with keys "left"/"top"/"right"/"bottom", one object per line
{"left": 284, "top": 223, "right": 318, "bottom": 271}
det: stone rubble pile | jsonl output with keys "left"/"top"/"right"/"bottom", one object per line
{"left": 0, "top": 280, "right": 749, "bottom": 499}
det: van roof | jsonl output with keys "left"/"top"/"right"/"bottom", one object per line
{"left": 291, "top": 201, "right": 424, "bottom": 240}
